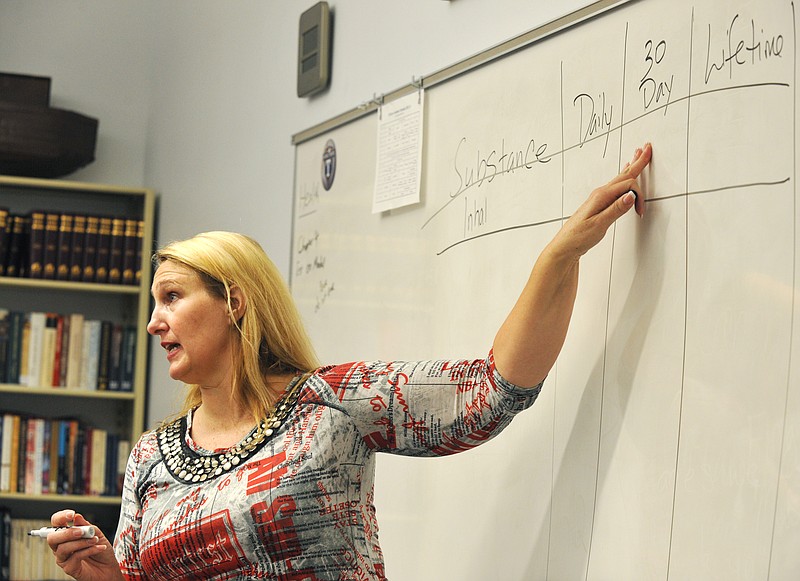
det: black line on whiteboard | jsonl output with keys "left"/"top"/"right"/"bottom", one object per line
{"left": 435, "top": 178, "right": 790, "bottom": 255}
{"left": 767, "top": 3, "right": 797, "bottom": 578}
{"left": 297, "top": 209, "right": 318, "bottom": 220}
{"left": 420, "top": 81, "right": 790, "bottom": 231}
{"left": 435, "top": 217, "right": 564, "bottom": 255}
{"left": 667, "top": 9, "right": 694, "bottom": 579}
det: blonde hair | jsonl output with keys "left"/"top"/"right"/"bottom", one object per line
{"left": 153, "top": 231, "right": 319, "bottom": 420}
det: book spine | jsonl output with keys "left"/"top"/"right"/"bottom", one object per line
{"left": 96, "top": 320, "right": 113, "bottom": 390}
{"left": 121, "top": 218, "right": 138, "bottom": 285}
{"left": 69, "top": 214, "right": 87, "bottom": 282}
{"left": 79, "top": 320, "right": 101, "bottom": 390}
{"left": 0, "top": 413, "right": 14, "bottom": 492}
{"left": 24, "top": 312, "right": 45, "bottom": 387}
{"left": 38, "top": 313, "right": 58, "bottom": 388}
{"left": 120, "top": 325, "right": 137, "bottom": 391}
{"left": 58, "top": 314, "right": 70, "bottom": 387}
{"left": 81, "top": 215, "right": 99, "bottom": 282}
{"left": 26, "top": 211, "right": 45, "bottom": 279}
{"left": 94, "top": 216, "right": 112, "bottom": 284}
{"left": 135, "top": 219, "right": 145, "bottom": 285}
{"left": 5, "top": 312, "right": 22, "bottom": 384}
{"left": 107, "top": 217, "right": 125, "bottom": 285}
{"left": 0, "top": 310, "right": 8, "bottom": 384}
{"left": 0, "top": 207, "right": 9, "bottom": 277}
{"left": 55, "top": 213, "right": 74, "bottom": 280}
{"left": 3, "top": 215, "right": 25, "bottom": 278}
{"left": 8, "top": 416, "right": 19, "bottom": 493}
{"left": 65, "top": 313, "right": 85, "bottom": 389}
{"left": 51, "top": 314, "right": 65, "bottom": 387}
{"left": 42, "top": 212, "right": 60, "bottom": 280}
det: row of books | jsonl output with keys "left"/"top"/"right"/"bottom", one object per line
{"left": 0, "top": 207, "right": 145, "bottom": 285}
{"left": 0, "top": 512, "right": 74, "bottom": 580}
{"left": 0, "top": 413, "right": 130, "bottom": 498}
{"left": 0, "top": 310, "right": 137, "bottom": 391}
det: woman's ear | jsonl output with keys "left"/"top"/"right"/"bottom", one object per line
{"left": 229, "top": 286, "right": 247, "bottom": 321}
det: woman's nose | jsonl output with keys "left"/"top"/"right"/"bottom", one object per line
{"left": 147, "top": 307, "right": 166, "bottom": 335}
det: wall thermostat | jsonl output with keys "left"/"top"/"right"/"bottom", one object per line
{"left": 297, "top": 2, "right": 331, "bottom": 98}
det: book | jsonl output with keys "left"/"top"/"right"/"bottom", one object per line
{"left": 26, "top": 211, "right": 45, "bottom": 279}
{"left": 55, "top": 213, "right": 74, "bottom": 280}
{"left": 42, "top": 212, "right": 60, "bottom": 280}
{"left": 23, "top": 312, "right": 45, "bottom": 387}
{"left": 38, "top": 313, "right": 58, "bottom": 388}
{"left": 121, "top": 218, "right": 138, "bottom": 285}
{"left": 94, "top": 216, "right": 112, "bottom": 284}
{"left": 0, "top": 310, "right": 8, "bottom": 384}
{"left": 0, "top": 207, "right": 9, "bottom": 277}
{"left": 79, "top": 319, "right": 102, "bottom": 390}
{"left": 119, "top": 325, "right": 137, "bottom": 391}
{"left": 81, "top": 215, "right": 99, "bottom": 282}
{"left": 0, "top": 506, "right": 9, "bottom": 581}
{"left": 68, "top": 214, "right": 87, "bottom": 282}
{"left": 65, "top": 313, "right": 85, "bottom": 389}
{"left": 3, "top": 215, "right": 25, "bottom": 278}
{"left": 56, "top": 314, "right": 69, "bottom": 387}
{"left": 96, "top": 320, "right": 113, "bottom": 390}
{"left": 135, "top": 219, "right": 145, "bottom": 285}
{"left": 4, "top": 312, "right": 23, "bottom": 384}
{"left": 107, "top": 217, "right": 125, "bottom": 284}
{"left": 0, "top": 414, "right": 14, "bottom": 492}
{"left": 6, "top": 416, "right": 19, "bottom": 494}
{"left": 89, "top": 428, "right": 107, "bottom": 495}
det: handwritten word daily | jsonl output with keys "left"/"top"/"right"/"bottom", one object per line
{"left": 451, "top": 136, "right": 551, "bottom": 198}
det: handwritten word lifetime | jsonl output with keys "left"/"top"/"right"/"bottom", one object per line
{"left": 451, "top": 136, "right": 551, "bottom": 198}
{"left": 704, "top": 13, "right": 784, "bottom": 84}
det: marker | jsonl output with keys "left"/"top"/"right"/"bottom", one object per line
{"left": 28, "top": 525, "right": 96, "bottom": 539}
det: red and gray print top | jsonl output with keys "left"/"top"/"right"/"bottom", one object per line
{"left": 113, "top": 351, "right": 541, "bottom": 580}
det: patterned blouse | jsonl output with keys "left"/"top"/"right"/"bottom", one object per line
{"left": 113, "top": 352, "right": 541, "bottom": 580}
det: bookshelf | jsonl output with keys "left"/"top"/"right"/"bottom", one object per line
{"left": 0, "top": 175, "right": 154, "bottom": 536}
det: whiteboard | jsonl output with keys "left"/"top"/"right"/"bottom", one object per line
{"left": 291, "top": 0, "right": 800, "bottom": 579}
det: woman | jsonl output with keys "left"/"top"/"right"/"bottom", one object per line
{"left": 47, "top": 144, "right": 652, "bottom": 580}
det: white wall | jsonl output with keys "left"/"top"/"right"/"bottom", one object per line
{"left": 0, "top": 0, "right": 590, "bottom": 425}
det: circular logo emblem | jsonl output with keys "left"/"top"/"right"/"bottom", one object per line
{"left": 321, "top": 139, "right": 336, "bottom": 191}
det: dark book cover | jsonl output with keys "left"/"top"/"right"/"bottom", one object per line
{"left": 4, "top": 215, "right": 28, "bottom": 278}
{"left": 0, "top": 208, "right": 9, "bottom": 277}
{"left": 135, "top": 219, "right": 145, "bottom": 285}
{"left": 94, "top": 216, "right": 112, "bottom": 284}
{"left": 0, "top": 505, "right": 10, "bottom": 581}
{"left": 5, "top": 311, "right": 23, "bottom": 384}
{"left": 120, "top": 325, "right": 137, "bottom": 391}
{"left": 108, "top": 323, "right": 123, "bottom": 391}
{"left": 26, "top": 211, "right": 46, "bottom": 279}
{"left": 55, "top": 213, "right": 74, "bottom": 280}
{"left": 121, "top": 218, "right": 138, "bottom": 286}
{"left": 42, "top": 212, "right": 60, "bottom": 279}
{"left": 107, "top": 217, "right": 125, "bottom": 285}
{"left": 0, "top": 311, "right": 8, "bottom": 384}
{"left": 81, "top": 215, "right": 100, "bottom": 282}
{"left": 69, "top": 214, "right": 87, "bottom": 281}
{"left": 96, "top": 320, "right": 113, "bottom": 390}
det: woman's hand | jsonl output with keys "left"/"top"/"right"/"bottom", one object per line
{"left": 492, "top": 143, "right": 653, "bottom": 387}
{"left": 47, "top": 509, "right": 124, "bottom": 581}
{"left": 548, "top": 143, "right": 652, "bottom": 264}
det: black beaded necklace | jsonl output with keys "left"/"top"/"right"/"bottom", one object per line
{"left": 157, "top": 372, "right": 311, "bottom": 484}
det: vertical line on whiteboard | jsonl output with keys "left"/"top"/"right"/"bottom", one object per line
{"left": 545, "top": 58, "right": 567, "bottom": 581}
{"left": 667, "top": 7, "right": 694, "bottom": 581}
{"left": 585, "top": 20, "right": 630, "bottom": 581}
{"left": 767, "top": 3, "right": 797, "bottom": 578}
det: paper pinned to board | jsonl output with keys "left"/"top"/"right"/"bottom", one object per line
{"left": 372, "top": 90, "right": 424, "bottom": 213}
